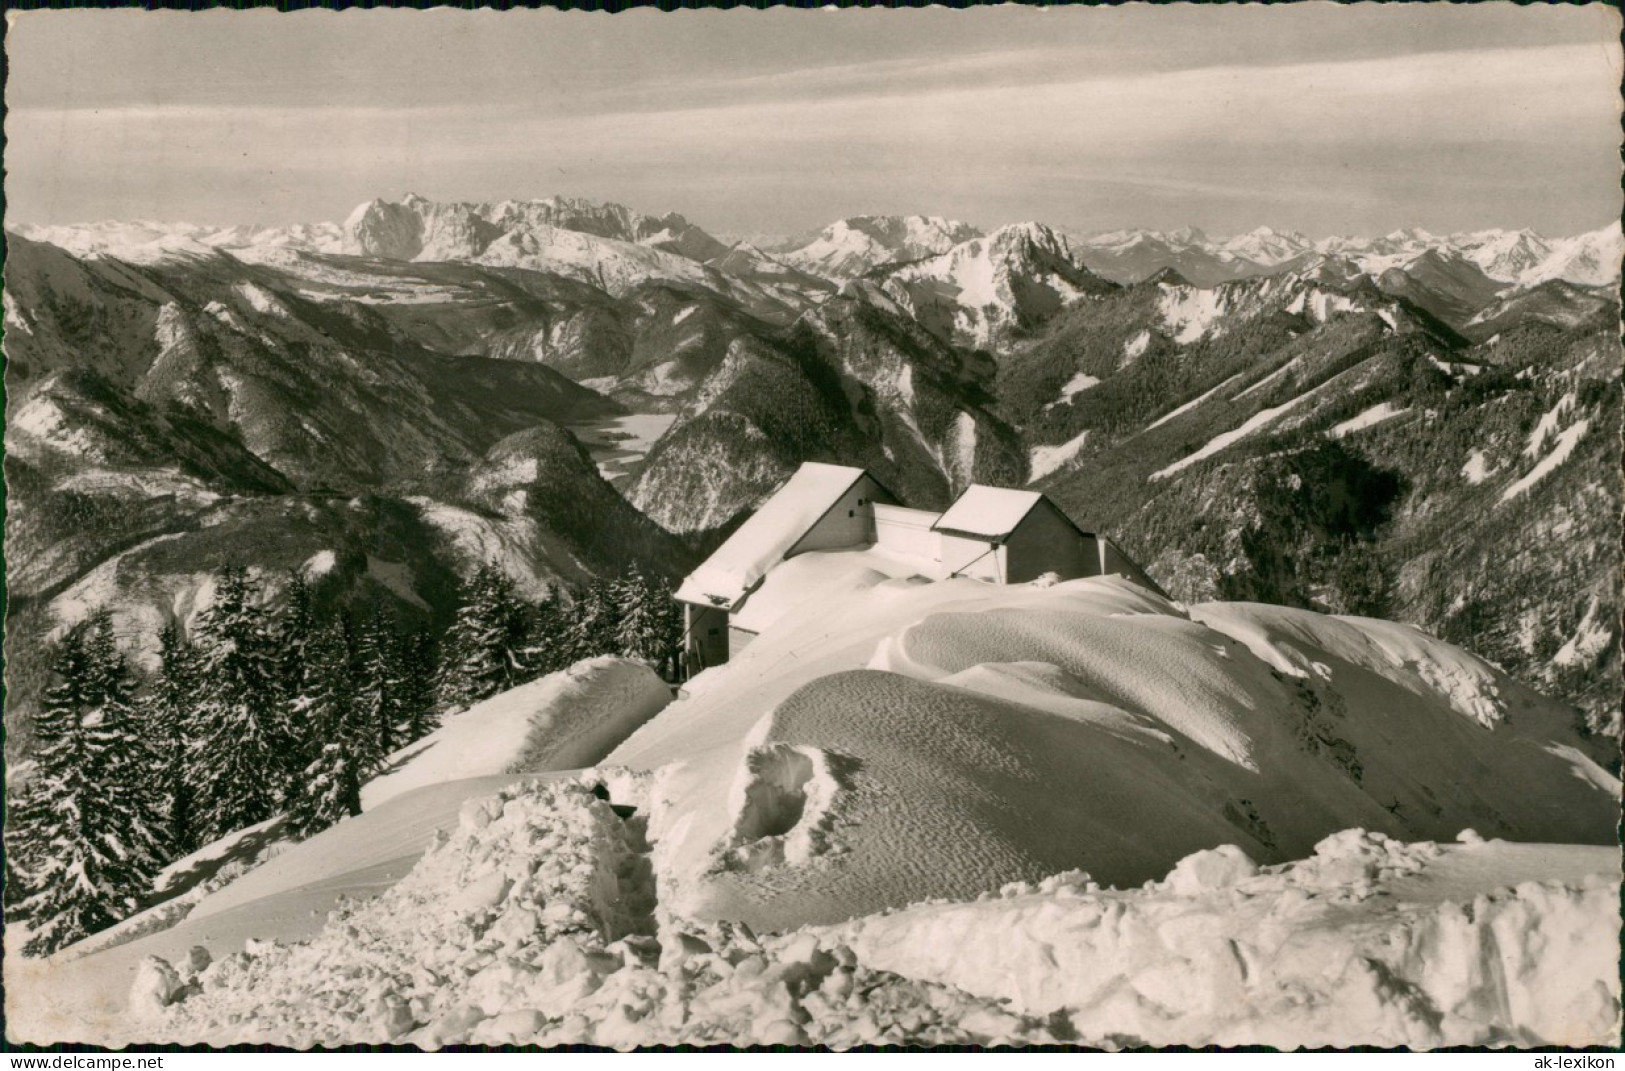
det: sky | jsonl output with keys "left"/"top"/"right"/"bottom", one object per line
{"left": 5, "top": 4, "right": 1622, "bottom": 238}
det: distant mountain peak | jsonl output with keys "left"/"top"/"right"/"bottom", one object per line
{"left": 1146, "top": 266, "right": 1193, "bottom": 287}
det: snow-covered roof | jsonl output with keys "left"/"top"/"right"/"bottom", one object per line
{"left": 675, "top": 462, "right": 871, "bottom": 610}
{"left": 932, "top": 485, "right": 1049, "bottom": 540}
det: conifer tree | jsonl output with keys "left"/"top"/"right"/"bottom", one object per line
{"left": 84, "top": 613, "right": 169, "bottom": 871}
{"left": 354, "top": 601, "right": 406, "bottom": 771}
{"left": 143, "top": 623, "right": 201, "bottom": 860}
{"left": 568, "top": 578, "right": 623, "bottom": 663}
{"left": 520, "top": 586, "right": 569, "bottom": 677}
{"left": 190, "top": 568, "right": 292, "bottom": 843}
{"left": 398, "top": 628, "right": 441, "bottom": 744}
{"left": 278, "top": 572, "right": 317, "bottom": 709}
{"left": 13, "top": 613, "right": 164, "bottom": 956}
{"left": 615, "top": 567, "right": 681, "bottom": 677}
{"left": 286, "top": 618, "right": 364, "bottom": 839}
{"left": 436, "top": 566, "right": 533, "bottom": 710}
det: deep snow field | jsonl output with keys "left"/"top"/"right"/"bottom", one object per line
{"left": 6, "top": 569, "right": 1620, "bottom": 1048}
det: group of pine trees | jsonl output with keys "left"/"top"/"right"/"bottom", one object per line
{"left": 7, "top": 560, "right": 681, "bottom": 956}
{"left": 435, "top": 563, "right": 682, "bottom": 712}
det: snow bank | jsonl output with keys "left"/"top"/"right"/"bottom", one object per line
{"left": 363, "top": 657, "right": 670, "bottom": 812}
{"left": 1144, "top": 373, "right": 1242, "bottom": 432}
{"left": 1048, "top": 370, "right": 1101, "bottom": 409}
{"left": 505, "top": 658, "right": 674, "bottom": 777}
{"left": 1461, "top": 449, "right": 1496, "bottom": 485}
{"left": 20, "top": 575, "right": 1617, "bottom": 1048}
{"left": 1158, "top": 283, "right": 1227, "bottom": 344}
{"left": 132, "top": 777, "right": 1072, "bottom": 1049}
{"left": 730, "top": 554, "right": 902, "bottom": 636}
{"left": 141, "top": 779, "right": 655, "bottom": 1047}
{"left": 131, "top": 805, "right": 1620, "bottom": 1049}
{"left": 831, "top": 833, "right": 1620, "bottom": 1049}
{"left": 621, "top": 576, "right": 1614, "bottom": 933}
{"left": 1502, "top": 419, "right": 1589, "bottom": 503}
{"left": 1153, "top": 393, "right": 1311, "bottom": 479}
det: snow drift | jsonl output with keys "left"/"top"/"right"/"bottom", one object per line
{"left": 2, "top": 657, "right": 671, "bottom": 1040}
{"left": 833, "top": 832, "right": 1620, "bottom": 1049}
{"left": 612, "top": 566, "right": 1615, "bottom": 930}
{"left": 124, "top": 778, "right": 1619, "bottom": 1049}
{"left": 363, "top": 656, "right": 671, "bottom": 811}
{"left": 9, "top": 572, "right": 1617, "bottom": 1048}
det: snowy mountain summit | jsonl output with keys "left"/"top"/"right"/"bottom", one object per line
{"left": 881, "top": 222, "right": 1117, "bottom": 348}
{"left": 782, "top": 214, "right": 984, "bottom": 279}
{"left": 344, "top": 193, "right": 729, "bottom": 264}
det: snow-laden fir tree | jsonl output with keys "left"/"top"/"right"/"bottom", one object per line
{"left": 143, "top": 623, "right": 202, "bottom": 859}
{"left": 85, "top": 615, "right": 171, "bottom": 872}
{"left": 189, "top": 568, "right": 294, "bottom": 843}
{"left": 567, "top": 578, "right": 623, "bottom": 663}
{"left": 354, "top": 602, "right": 408, "bottom": 773}
{"left": 278, "top": 572, "right": 317, "bottom": 700}
{"left": 12, "top": 612, "right": 165, "bottom": 956}
{"left": 275, "top": 571, "right": 322, "bottom": 777}
{"left": 397, "top": 628, "right": 440, "bottom": 744}
{"left": 519, "top": 587, "right": 569, "bottom": 678}
{"left": 614, "top": 566, "right": 681, "bottom": 678}
{"left": 435, "top": 565, "right": 533, "bottom": 711}
{"left": 286, "top": 618, "right": 365, "bottom": 839}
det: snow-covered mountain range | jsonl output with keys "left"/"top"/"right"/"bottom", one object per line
{"left": 4, "top": 191, "right": 1620, "bottom": 1050}
{"left": 17, "top": 198, "right": 1619, "bottom": 294}
{"left": 1070, "top": 221, "right": 1622, "bottom": 289}
{"left": 5, "top": 193, "right": 1620, "bottom": 739}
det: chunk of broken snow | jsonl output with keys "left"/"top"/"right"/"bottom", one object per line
{"left": 1122, "top": 330, "right": 1150, "bottom": 365}
{"left": 1161, "top": 844, "right": 1259, "bottom": 896}
{"left": 129, "top": 957, "right": 185, "bottom": 1017}
{"left": 302, "top": 550, "right": 337, "bottom": 578}
{"left": 1461, "top": 450, "right": 1494, "bottom": 485}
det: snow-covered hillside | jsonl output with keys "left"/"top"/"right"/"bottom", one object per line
{"left": 608, "top": 570, "right": 1613, "bottom": 931}
{"left": 8, "top": 573, "right": 1616, "bottom": 1047}
{"left": 5, "top": 658, "right": 671, "bottom": 1035}
{"left": 118, "top": 796, "right": 1622, "bottom": 1049}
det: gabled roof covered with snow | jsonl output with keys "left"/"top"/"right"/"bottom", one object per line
{"left": 675, "top": 462, "right": 872, "bottom": 610}
{"left": 932, "top": 486, "right": 1050, "bottom": 541}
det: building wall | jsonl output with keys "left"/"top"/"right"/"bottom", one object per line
{"left": 1101, "top": 536, "right": 1168, "bottom": 597}
{"left": 684, "top": 603, "right": 730, "bottom": 675}
{"left": 729, "top": 626, "right": 757, "bottom": 659}
{"left": 874, "top": 504, "right": 944, "bottom": 565}
{"left": 787, "top": 475, "right": 895, "bottom": 558}
{"left": 1004, "top": 501, "right": 1100, "bottom": 584}
{"left": 939, "top": 532, "right": 1005, "bottom": 581}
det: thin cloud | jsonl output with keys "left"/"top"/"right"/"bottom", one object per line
{"left": 5, "top": 25, "right": 1618, "bottom": 237}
